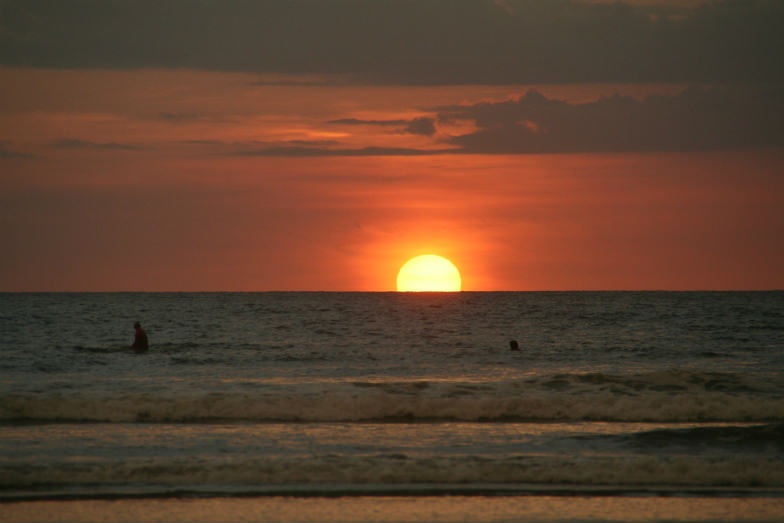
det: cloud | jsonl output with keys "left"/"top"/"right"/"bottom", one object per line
{"left": 328, "top": 119, "right": 408, "bottom": 127}
{"left": 52, "top": 138, "right": 146, "bottom": 150}
{"left": 405, "top": 117, "right": 437, "bottom": 136}
{"left": 179, "top": 86, "right": 784, "bottom": 156}
{"left": 437, "top": 86, "right": 784, "bottom": 153}
{"left": 229, "top": 145, "right": 450, "bottom": 157}
{"left": 1, "top": 0, "right": 781, "bottom": 84}
{"left": 329, "top": 116, "right": 437, "bottom": 136}
{"left": 0, "top": 141, "right": 34, "bottom": 158}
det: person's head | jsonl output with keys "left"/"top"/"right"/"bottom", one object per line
{"left": 509, "top": 339, "right": 519, "bottom": 350}
{"left": 134, "top": 321, "right": 141, "bottom": 329}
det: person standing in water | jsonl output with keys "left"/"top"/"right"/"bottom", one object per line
{"left": 132, "top": 321, "right": 149, "bottom": 353}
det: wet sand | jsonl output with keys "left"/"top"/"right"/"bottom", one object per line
{"left": 3, "top": 495, "right": 784, "bottom": 523}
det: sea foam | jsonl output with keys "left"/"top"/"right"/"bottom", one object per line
{"left": 3, "top": 371, "right": 782, "bottom": 423}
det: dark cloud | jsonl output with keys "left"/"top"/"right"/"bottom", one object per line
{"left": 438, "top": 86, "right": 784, "bottom": 153}
{"left": 285, "top": 140, "right": 341, "bottom": 147}
{"left": 405, "top": 117, "right": 437, "bottom": 136}
{"left": 180, "top": 137, "right": 444, "bottom": 156}
{"left": 159, "top": 112, "right": 204, "bottom": 122}
{"left": 0, "top": 141, "right": 34, "bottom": 158}
{"left": 329, "top": 119, "right": 409, "bottom": 126}
{"left": 329, "top": 117, "right": 437, "bottom": 136}
{"left": 229, "top": 145, "right": 451, "bottom": 157}
{"left": 185, "top": 139, "right": 341, "bottom": 152}
{"left": 53, "top": 139, "right": 145, "bottom": 150}
{"left": 1, "top": 0, "right": 781, "bottom": 84}
{"left": 189, "top": 86, "right": 784, "bottom": 156}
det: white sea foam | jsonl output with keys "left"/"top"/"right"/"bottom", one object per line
{"left": 3, "top": 371, "right": 783, "bottom": 422}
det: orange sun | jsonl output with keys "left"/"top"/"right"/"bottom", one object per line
{"left": 396, "top": 255, "right": 462, "bottom": 292}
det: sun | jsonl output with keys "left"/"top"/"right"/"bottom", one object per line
{"left": 396, "top": 255, "right": 462, "bottom": 292}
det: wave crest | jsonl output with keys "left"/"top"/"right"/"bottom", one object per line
{"left": 4, "top": 453, "right": 784, "bottom": 490}
{"left": 2, "top": 371, "right": 783, "bottom": 423}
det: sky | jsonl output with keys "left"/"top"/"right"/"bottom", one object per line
{"left": 1, "top": 0, "right": 782, "bottom": 291}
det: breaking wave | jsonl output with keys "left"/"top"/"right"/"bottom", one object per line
{"left": 3, "top": 370, "right": 783, "bottom": 423}
{"left": 4, "top": 452, "right": 784, "bottom": 490}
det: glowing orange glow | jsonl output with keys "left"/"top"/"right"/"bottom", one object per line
{"left": 1, "top": 68, "right": 782, "bottom": 291}
{"left": 396, "top": 255, "right": 462, "bottom": 292}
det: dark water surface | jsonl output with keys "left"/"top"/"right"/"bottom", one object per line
{"left": 1, "top": 292, "right": 783, "bottom": 520}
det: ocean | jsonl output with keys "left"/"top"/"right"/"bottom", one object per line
{"left": 1, "top": 291, "right": 783, "bottom": 522}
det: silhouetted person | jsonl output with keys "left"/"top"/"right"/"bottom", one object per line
{"left": 509, "top": 339, "right": 520, "bottom": 351}
{"left": 132, "top": 321, "right": 149, "bottom": 353}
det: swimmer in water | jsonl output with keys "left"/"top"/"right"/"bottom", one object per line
{"left": 132, "top": 321, "right": 149, "bottom": 353}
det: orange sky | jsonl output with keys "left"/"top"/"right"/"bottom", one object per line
{"left": 1, "top": 0, "right": 783, "bottom": 292}
{"left": 1, "top": 68, "right": 782, "bottom": 291}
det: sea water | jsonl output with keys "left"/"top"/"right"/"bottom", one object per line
{"left": 1, "top": 291, "right": 783, "bottom": 522}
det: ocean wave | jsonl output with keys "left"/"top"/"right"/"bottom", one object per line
{"left": 3, "top": 453, "right": 783, "bottom": 489}
{"left": 574, "top": 423, "right": 784, "bottom": 453}
{"left": 623, "top": 423, "right": 784, "bottom": 451}
{"left": 2, "top": 371, "right": 783, "bottom": 423}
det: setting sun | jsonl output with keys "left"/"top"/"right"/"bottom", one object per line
{"left": 396, "top": 255, "right": 462, "bottom": 292}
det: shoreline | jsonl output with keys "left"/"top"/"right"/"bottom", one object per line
{"left": 4, "top": 484, "right": 784, "bottom": 503}
{"left": 3, "top": 494, "right": 784, "bottom": 523}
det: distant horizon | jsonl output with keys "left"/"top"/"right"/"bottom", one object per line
{"left": 3, "top": 288, "right": 782, "bottom": 294}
